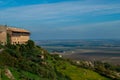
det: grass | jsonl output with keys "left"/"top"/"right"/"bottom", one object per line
{"left": 4, "top": 67, "right": 49, "bottom": 80}
{"left": 56, "top": 61, "right": 111, "bottom": 80}
{"left": 0, "top": 68, "right": 10, "bottom": 80}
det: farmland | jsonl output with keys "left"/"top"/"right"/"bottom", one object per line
{"left": 36, "top": 39, "right": 120, "bottom": 65}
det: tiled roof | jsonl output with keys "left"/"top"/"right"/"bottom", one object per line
{"left": 7, "top": 27, "right": 30, "bottom": 33}
{"left": 0, "top": 25, "right": 30, "bottom": 33}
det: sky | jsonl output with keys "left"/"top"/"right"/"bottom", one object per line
{"left": 0, "top": 0, "right": 120, "bottom": 40}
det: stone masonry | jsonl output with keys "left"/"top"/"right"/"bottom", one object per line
{"left": 0, "top": 25, "right": 30, "bottom": 45}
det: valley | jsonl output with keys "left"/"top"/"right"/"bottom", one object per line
{"left": 36, "top": 39, "right": 120, "bottom": 65}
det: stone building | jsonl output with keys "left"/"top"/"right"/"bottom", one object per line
{"left": 0, "top": 25, "right": 30, "bottom": 45}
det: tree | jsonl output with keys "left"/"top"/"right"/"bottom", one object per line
{"left": 26, "top": 40, "right": 35, "bottom": 49}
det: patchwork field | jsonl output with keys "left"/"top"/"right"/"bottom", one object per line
{"left": 62, "top": 48, "right": 120, "bottom": 65}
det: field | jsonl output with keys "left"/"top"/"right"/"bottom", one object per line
{"left": 36, "top": 39, "right": 120, "bottom": 65}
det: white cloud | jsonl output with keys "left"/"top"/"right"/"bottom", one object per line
{"left": 61, "top": 20, "right": 120, "bottom": 31}
{"left": 31, "top": 20, "right": 120, "bottom": 39}
{"left": 0, "top": 1, "right": 120, "bottom": 21}
{"left": 0, "top": 0, "right": 120, "bottom": 39}
{"left": 0, "top": 0, "right": 120, "bottom": 32}
{"left": 0, "top": 0, "right": 16, "bottom": 6}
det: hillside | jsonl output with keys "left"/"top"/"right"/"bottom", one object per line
{"left": 0, "top": 40, "right": 114, "bottom": 80}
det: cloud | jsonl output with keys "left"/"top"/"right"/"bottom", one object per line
{"left": 30, "top": 20, "right": 120, "bottom": 35}
{"left": 60, "top": 20, "right": 120, "bottom": 31}
{"left": 40, "top": 20, "right": 120, "bottom": 32}
{"left": 0, "top": 0, "right": 16, "bottom": 6}
{"left": 0, "top": 1, "right": 120, "bottom": 21}
{"left": 0, "top": 0, "right": 120, "bottom": 39}
{"left": 34, "top": 20, "right": 120, "bottom": 39}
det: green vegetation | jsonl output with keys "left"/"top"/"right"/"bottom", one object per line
{"left": 0, "top": 40, "right": 116, "bottom": 80}
{"left": 55, "top": 60, "right": 110, "bottom": 80}
{"left": 7, "top": 33, "right": 11, "bottom": 44}
{"left": 70, "top": 60, "right": 120, "bottom": 80}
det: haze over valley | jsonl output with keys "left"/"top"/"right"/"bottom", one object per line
{"left": 36, "top": 39, "right": 120, "bottom": 65}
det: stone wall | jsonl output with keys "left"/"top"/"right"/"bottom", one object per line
{"left": 11, "top": 32, "right": 30, "bottom": 44}
{"left": 0, "top": 26, "right": 7, "bottom": 45}
{"left": 0, "top": 26, "right": 30, "bottom": 45}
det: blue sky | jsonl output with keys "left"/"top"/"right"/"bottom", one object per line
{"left": 0, "top": 0, "right": 120, "bottom": 40}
